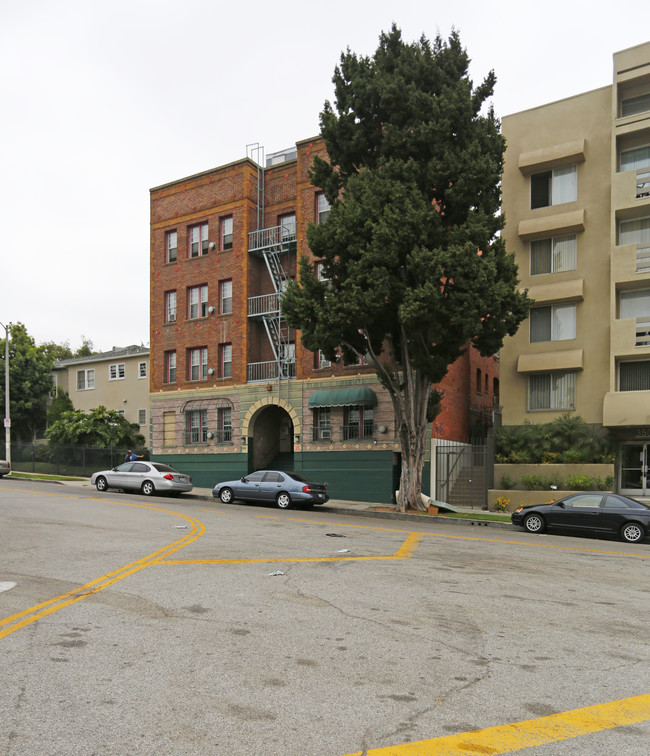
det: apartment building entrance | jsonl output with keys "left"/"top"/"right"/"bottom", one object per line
{"left": 250, "top": 404, "right": 294, "bottom": 471}
{"left": 620, "top": 444, "right": 649, "bottom": 495}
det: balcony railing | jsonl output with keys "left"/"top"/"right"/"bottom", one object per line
{"left": 636, "top": 245, "right": 650, "bottom": 273}
{"left": 247, "top": 360, "right": 296, "bottom": 382}
{"left": 248, "top": 293, "right": 280, "bottom": 317}
{"left": 248, "top": 225, "right": 297, "bottom": 253}
{"left": 341, "top": 423, "right": 376, "bottom": 441}
{"left": 636, "top": 319, "right": 650, "bottom": 347}
{"left": 637, "top": 171, "right": 650, "bottom": 199}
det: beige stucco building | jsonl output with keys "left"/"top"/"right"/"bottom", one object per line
{"left": 52, "top": 345, "right": 151, "bottom": 446}
{"left": 501, "top": 41, "right": 650, "bottom": 495}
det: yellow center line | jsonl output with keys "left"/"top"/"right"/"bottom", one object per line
{"left": 341, "top": 694, "right": 650, "bottom": 755}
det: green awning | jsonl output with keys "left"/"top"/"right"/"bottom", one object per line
{"left": 308, "top": 387, "right": 377, "bottom": 409}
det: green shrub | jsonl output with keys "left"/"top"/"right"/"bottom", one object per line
{"left": 604, "top": 474, "right": 614, "bottom": 489}
{"left": 541, "top": 451, "right": 560, "bottom": 464}
{"left": 561, "top": 448, "right": 587, "bottom": 463}
{"left": 520, "top": 473, "right": 544, "bottom": 490}
{"left": 499, "top": 474, "right": 515, "bottom": 490}
{"left": 566, "top": 473, "right": 593, "bottom": 491}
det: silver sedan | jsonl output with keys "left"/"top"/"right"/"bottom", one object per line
{"left": 91, "top": 461, "right": 193, "bottom": 497}
{"left": 0, "top": 458, "right": 10, "bottom": 477}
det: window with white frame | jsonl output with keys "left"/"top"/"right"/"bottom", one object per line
{"left": 220, "top": 343, "right": 232, "bottom": 378}
{"left": 221, "top": 216, "right": 233, "bottom": 250}
{"left": 280, "top": 213, "right": 296, "bottom": 241}
{"left": 531, "top": 164, "right": 577, "bottom": 209}
{"left": 138, "top": 409, "right": 146, "bottom": 426}
{"left": 528, "top": 371, "right": 576, "bottom": 411}
{"left": 189, "top": 222, "right": 209, "bottom": 257}
{"left": 217, "top": 407, "right": 232, "bottom": 443}
{"left": 188, "top": 347, "right": 208, "bottom": 381}
{"left": 188, "top": 284, "right": 208, "bottom": 319}
{"left": 620, "top": 145, "right": 650, "bottom": 173}
{"left": 619, "top": 360, "right": 650, "bottom": 391}
{"left": 165, "top": 290, "right": 177, "bottom": 323}
{"left": 165, "top": 351, "right": 176, "bottom": 383}
{"left": 109, "top": 363, "right": 125, "bottom": 380}
{"left": 529, "top": 304, "right": 576, "bottom": 343}
{"left": 314, "top": 350, "right": 331, "bottom": 369}
{"left": 530, "top": 235, "right": 577, "bottom": 275}
{"left": 76, "top": 368, "right": 95, "bottom": 391}
{"left": 317, "top": 193, "right": 330, "bottom": 223}
{"left": 620, "top": 217, "right": 650, "bottom": 247}
{"left": 314, "top": 407, "right": 331, "bottom": 441}
{"left": 220, "top": 279, "right": 232, "bottom": 314}
{"left": 166, "top": 230, "right": 177, "bottom": 263}
{"left": 138, "top": 361, "right": 147, "bottom": 379}
{"left": 186, "top": 409, "right": 208, "bottom": 444}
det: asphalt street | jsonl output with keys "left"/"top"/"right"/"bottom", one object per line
{"left": 1, "top": 478, "right": 649, "bottom": 755}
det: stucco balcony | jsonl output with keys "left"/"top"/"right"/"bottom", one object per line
{"left": 612, "top": 168, "right": 650, "bottom": 213}
{"left": 603, "top": 390, "right": 650, "bottom": 427}
{"left": 611, "top": 242, "right": 650, "bottom": 284}
{"left": 611, "top": 317, "right": 650, "bottom": 358}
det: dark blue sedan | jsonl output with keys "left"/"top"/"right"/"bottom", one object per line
{"left": 213, "top": 470, "right": 329, "bottom": 509}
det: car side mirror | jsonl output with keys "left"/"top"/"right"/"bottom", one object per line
{"left": 241, "top": 476, "right": 247, "bottom": 483}
{"left": 556, "top": 502, "right": 565, "bottom": 508}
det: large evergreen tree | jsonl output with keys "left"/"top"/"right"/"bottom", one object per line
{"left": 46, "top": 406, "right": 145, "bottom": 448}
{"left": 282, "top": 27, "right": 530, "bottom": 511}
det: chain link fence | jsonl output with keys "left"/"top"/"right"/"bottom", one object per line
{"left": 8, "top": 442, "right": 150, "bottom": 477}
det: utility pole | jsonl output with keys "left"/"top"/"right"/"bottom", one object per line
{"left": 0, "top": 322, "right": 10, "bottom": 466}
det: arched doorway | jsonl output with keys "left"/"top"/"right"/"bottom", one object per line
{"left": 249, "top": 404, "right": 294, "bottom": 471}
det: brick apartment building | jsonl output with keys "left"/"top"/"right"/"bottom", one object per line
{"left": 149, "top": 138, "right": 499, "bottom": 502}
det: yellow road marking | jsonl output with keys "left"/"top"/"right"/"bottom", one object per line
{"left": 342, "top": 694, "right": 650, "bottom": 755}
{"left": 0, "top": 500, "right": 204, "bottom": 639}
{"left": 161, "top": 533, "right": 423, "bottom": 565}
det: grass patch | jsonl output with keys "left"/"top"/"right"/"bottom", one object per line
{"left": 439, "top": 512, "right": 511, "bottom": 522}
{"left": 7, "top": 472, "right": 86, "bottom": 482}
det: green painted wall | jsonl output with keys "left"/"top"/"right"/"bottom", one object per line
{"left": 155, "top": 450, "right": 430, "bottom": 505}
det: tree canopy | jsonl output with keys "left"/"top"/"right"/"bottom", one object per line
{"left": 282, "top": 27, "right": 530, "bottom": 511}
{"left": 0, "top": 322, "right": 56, "bottom": 441}
{"left": 45, "top": 406, "right": 145, "bottom": 448}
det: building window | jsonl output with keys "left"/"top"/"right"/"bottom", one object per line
{"left": 476, "top": 368, "right": 482, "bottom": 394}
{"left": 188, "top": 284, "right": 208, "bottom": 319}
{"left": 76, "top": 369, "right": 95, "bottom": 391}
{"left": 165, "top": 351, "right": 176, "bottom": 383}
{"left": 109, "top": 363, "right": 125, "bottom": 380}
{"left": 317, "top": 193, "right": 330, "bottom": 223}
{"left": 314, "top": 350, "right": 331, "bottom": 369}
{"left": 619, "top": 360, "right": 650, "bottom": 391}
{"left": 621, "top": 93, "right": 650, "bottom": 118}
{"left": 221, "top": 216, "right": 233, "bottom": 250}
{"left": 313, "top": 407, "right": 331, "bottom": 441}
{"left": 220, "top": 343, "right": 232, "bottom": 378}
{"left": 163, "top": 411, "right": 176, "bottom": 446}
{"left": 620, "top": 217, "right": 650, "bottom": 247}
{"left": 279, "top": 213, "right": 296, "bottom": 241}
{"left": 217, "top": 407, "right": 232, "bottom": 443}
{"left": 343, "top": 406, "right": 374, "bottom": 440}
{"left": 186, "top": 409, "right": 208, "bottom": 444}
{"left": 620, "top": 145, "right": 650, "bottom": 173}
{"left": 220, "top": 279, "right": 232, "bottom": 314}
{"left": 166, "top": 231, "right": 177, "bottom": 263}
{"left": 165, "top": 291, "right": 177, "bottom": 323}
{"left": 138, "top": 409, "right": 146, "bottom": 426}
{"left": 138, "top": 362, "right": 147, "bottom": 379}
{"left": 530, "top": 304, "right": 576, "bottom": 343}
{"left": 531, "top": 164, "right": 577, "bottom": 209}
{"left": 530, "top": 235, "right": 577, "bottom": 275}
{"left": 528, "top": 371, "right": 576, "bottom": 411}
{"left": 188, "top": 347, "right": 208, "bottom": 381}
{"left": 189, "top": 222, "right": 209, "bottom": 257}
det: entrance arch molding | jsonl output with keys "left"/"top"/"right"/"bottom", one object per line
{"left": 242, "top": 397, "right": 301, "bottom": 439}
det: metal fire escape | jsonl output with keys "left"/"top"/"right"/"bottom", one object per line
{"left": 246, "top": 144, "right": 296, "bottom": 384}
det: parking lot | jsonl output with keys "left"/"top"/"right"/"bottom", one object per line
{"left": 1, "top": 479, "right": 649, "bottom": 755}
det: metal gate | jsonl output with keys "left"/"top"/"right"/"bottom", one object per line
{"left": 434, "top": 437, "right": 494, "bottom": 510}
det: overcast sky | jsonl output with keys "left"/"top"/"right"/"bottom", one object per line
{"left": 2, "top": 0, "right": 649, "bottom": 352}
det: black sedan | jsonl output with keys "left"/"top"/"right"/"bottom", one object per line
{"left": 512, "top": 492, "right": 650, "bottom": 543}
{"left": 213, "top": 470, "right": 329, "bottom": 509}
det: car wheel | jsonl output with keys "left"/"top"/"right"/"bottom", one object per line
{"left": 219, "top": 487, "right": 233, "bottom": 504}
{"left": 141, "top": 480, "right": 155, "bottom": 496}
{"left": 621, "top": 522, "right": 644, "bottom": 543}
{"left": 523, "top": 513, "right": 545, "bottom": 534}
{"left": 276, "top": 492, "right": 291, "bottom": 509}
{"left": 95, "top": 476, "right": 108, "bottom": 492}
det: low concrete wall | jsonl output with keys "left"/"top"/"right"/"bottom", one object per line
{"left": 489, "top": 489, "right": 577, "bottom": 512}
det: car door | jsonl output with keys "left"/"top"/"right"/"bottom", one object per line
{"left": 234, "top": 471, "right": 266, "bottom": 501}
{"left": 123, "top": 462, "right": 152, "bottom": 491}
{"left": 598, "top": 494, "right": 644, "bottom": 535}
{"left": 258, "top": 471, "right": 285, "bottom": 502}
{"left": 106, "top": 462, "right": 135, "bottom": 488}
{"left": 547, "top": 493, "right": 604, "bottom": 533}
